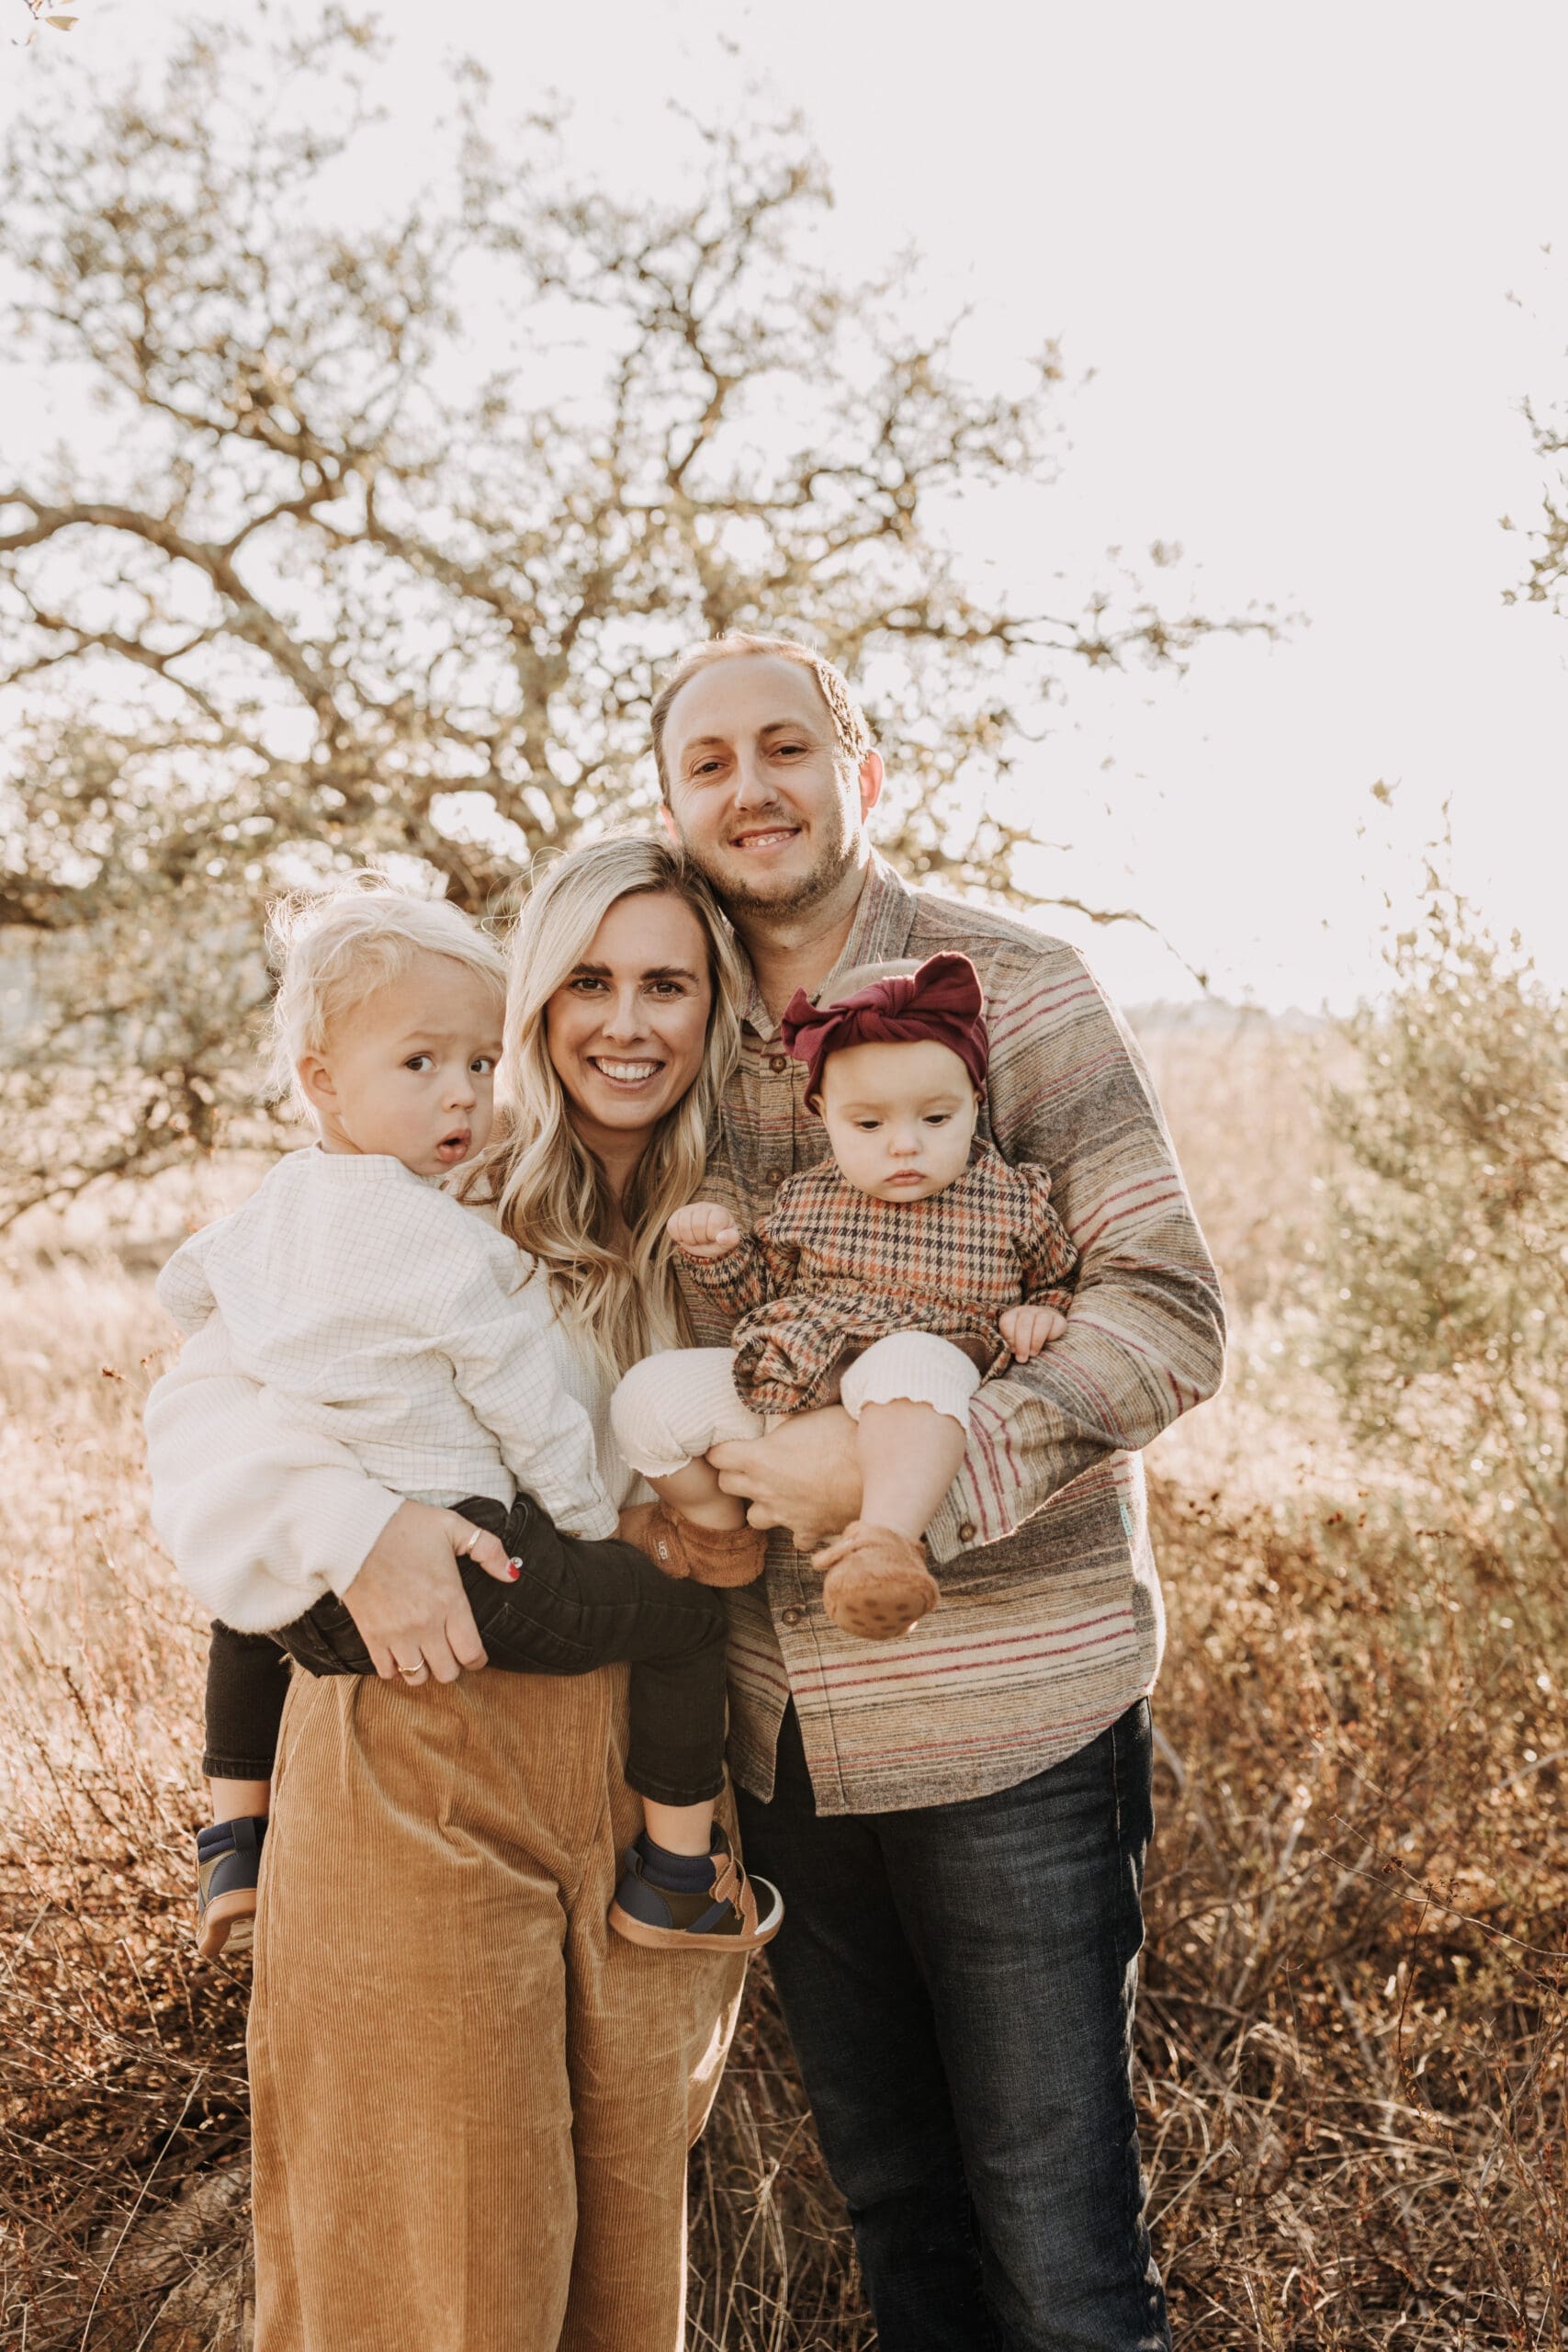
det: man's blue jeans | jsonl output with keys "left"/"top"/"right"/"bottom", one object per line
{"left": 735, "top": 1699, "right": 1170, "bottom": 2352}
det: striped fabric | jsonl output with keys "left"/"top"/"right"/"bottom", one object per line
{"left": 682, "top": 1147, "right": 1077, "bottom": 1416}
{"left": 684, "top": 854, "right": 1226, "bottom": 1816}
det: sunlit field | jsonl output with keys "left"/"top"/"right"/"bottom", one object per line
{"left": 2, "top": 1014, "right": 1564, "bottom": 2350}
{"left": 7, "top": 2, "right": 1568, "bottom": 2342}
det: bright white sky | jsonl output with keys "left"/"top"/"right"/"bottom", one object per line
{"left": 5, "top": 0, "right": 1567, "bottom": 1011}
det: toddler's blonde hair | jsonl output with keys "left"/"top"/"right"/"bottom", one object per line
{"left": 266, "top": 875, "right": 508, "bottom": 1113}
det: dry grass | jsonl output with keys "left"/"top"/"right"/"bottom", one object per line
{"left": 3, "top": 1026, "right": 1565, "bottom": 2346}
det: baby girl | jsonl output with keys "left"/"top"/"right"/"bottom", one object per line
{"left": 611, "top": 951, "right": 1078, "bottom": 1640}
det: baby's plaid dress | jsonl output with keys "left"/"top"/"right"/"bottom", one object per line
{"left": 683, "top": 1143, "right": 1077, "bottom": 1418}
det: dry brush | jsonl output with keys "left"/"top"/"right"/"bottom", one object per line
{"left": 3, "top": 1010, "right": 1564, "bottom": 2346}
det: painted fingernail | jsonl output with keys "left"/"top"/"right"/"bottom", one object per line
{"left": 508, "top": 1557, "right": 522, "bottom": 1578}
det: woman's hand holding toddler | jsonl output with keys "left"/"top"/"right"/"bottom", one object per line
{"left": 668, "top": 1202, "right": 743, "bottom": 1259}
{"left": 998, "top": 1302, "right": 1068, "bottom": 1363}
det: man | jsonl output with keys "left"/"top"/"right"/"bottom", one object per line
{"left": 649, "top": 634, "right": 1224, "bottom": 2351}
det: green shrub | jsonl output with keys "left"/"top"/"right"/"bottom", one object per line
{"left": 1321, "top": 880, "right": 1568, "bottom": 1589}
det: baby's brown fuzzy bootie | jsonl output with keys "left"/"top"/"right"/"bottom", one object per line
{"left": 619, "top": 1502, "right": 769, "bottom": 1588}
{"left": 809, "top": 1521, "right": 940, "bottom": 1641}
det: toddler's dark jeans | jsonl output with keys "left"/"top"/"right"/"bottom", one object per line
{"left": 201, "top": 1492, "right": 730, "bottom": 1808}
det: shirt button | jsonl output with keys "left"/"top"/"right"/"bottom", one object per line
{"left": 769, "top": 1054, "right": 789, "bottom": 1074}
{"left": 780, "top": 1605, "right": 806, "bottom": 1629}
{"left": 766, "top": 1168, "right": 786, "bottom": 1186}
{"left": 958, "top": 1521, "right": 976, "bottom": 1544}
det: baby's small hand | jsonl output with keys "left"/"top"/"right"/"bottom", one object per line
{"left": 668, "top": 1201, "right": 744, "bottom": 1259}
{"left": 998, "top": 1303, "right": 1068, "bottom": 1363}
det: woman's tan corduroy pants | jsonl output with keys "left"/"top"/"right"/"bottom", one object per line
{"left": 248, "top": 1660, "right": 747, "bottom": 2352}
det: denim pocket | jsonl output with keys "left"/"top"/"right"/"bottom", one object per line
{"left": 281, "top": 1593, "right": 375, "bottom": 1678}
{"left": 1110, "top": 1699, "right": 1154, "bottom": 1968}
{"left": 472, "top": 1593, "right": 597, "bottom": 1678}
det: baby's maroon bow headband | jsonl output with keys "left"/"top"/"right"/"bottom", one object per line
{"left": 780, "top": 951, "right": 989, "bottom": 1104}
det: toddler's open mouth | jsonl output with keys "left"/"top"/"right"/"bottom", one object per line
{"left": 435, "top": 1130, "right": 471, "bottom": 1165}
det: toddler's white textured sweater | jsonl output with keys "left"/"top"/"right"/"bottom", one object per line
{"left": 150, "top": 1148, "right": 623, "bottom": 1631}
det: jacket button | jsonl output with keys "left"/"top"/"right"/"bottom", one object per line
{"left": 769, "top": 1054, "right": 789, "bottom": 1074}
{"left": 958, "top": 1521, "right": 976, "bottom": 1544}
{"left": 780, "top": 1605, "right": 806, "bottom": 1629}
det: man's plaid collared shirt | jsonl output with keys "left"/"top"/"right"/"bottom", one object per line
{"left": 686, "top": 854, "right": 1226, "bottom": 1816}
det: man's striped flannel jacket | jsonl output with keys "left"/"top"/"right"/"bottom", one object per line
{"left": 686, "top": 854, "right": 1226, "bottom": 1817}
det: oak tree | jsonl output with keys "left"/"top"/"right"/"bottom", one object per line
{"left": 0, "top": 10, "right": 1254, "bottom": 1220}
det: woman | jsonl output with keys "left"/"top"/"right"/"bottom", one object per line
{"left": 145, "top": 837, "right": 752, "bottom": 2352}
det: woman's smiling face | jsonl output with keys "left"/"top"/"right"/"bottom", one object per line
{"left": 544, "top": 889, "right": 714, "bottom": 1160}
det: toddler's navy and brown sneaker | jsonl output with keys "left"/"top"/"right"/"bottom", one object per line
{"left": 609, "top": 1826, "right": 784, "bottom": 1954}
{"left": 196, "top": 1815, "right": 266, "bottom": 1958}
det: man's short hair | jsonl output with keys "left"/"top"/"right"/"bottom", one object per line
{"left": 649, "top": 632, "right": 874, "bottom": 800}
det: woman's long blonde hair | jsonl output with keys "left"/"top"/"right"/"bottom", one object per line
{"left": 465, "top": 835, "right": 745, "bottom": 1381}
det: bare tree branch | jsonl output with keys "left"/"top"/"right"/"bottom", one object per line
{"left": 0, "top": 17, "right": 1270, "bottom": 1219}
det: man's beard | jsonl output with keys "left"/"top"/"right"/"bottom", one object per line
{"left": 681, "top": 808, "right": 861, "bottom": 923}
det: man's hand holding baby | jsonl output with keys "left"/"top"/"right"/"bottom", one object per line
{"left": 668, "top": 1202, "right": 744, "bottom": 1260}
{"left": 998, "top": 1303, "right": 1068, "bottom": 1363}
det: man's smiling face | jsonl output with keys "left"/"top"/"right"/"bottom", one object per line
{"left": 660, "top": 653, "right": 882, "bottom": 921}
